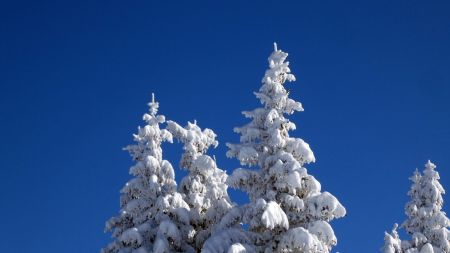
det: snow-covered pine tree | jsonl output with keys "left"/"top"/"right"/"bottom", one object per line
{"left": 384, "top": 161, "right": 450, "bottom": 253}
{"left": 166, "top": 120, "right": 233, "bottom": 250}
{"left": 103, "top": 94, "right": 194, "bottom": 253}
{"left": 222, "top": 44, "right": 346, "bottom": 253}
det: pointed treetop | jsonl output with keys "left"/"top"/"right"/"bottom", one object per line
{"left": 392, "top": 223, "right": 398, "bottom": 231}
{"left": 410, "top": 168, "right": 421, "bottom": 183}
{"left": 425, "top": 160, "right": 436, "bottom": 170}
{"left": 149, "top": 92, "right": 159, "bottom": 116}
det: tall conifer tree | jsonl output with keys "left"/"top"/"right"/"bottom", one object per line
{"left": 103, "top": 95, "right": 192, "bottom": 253}
{"left": 223, "top": 44, "right": 346, "bottom": 253}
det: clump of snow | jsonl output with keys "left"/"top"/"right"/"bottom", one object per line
{"left": 286, "top": 138, "right": 316, "bottom": 164}
{"left": 261, "top": 201, "right": 289, "bottom": 230}
{"left": 282, "top": 194, "right": 304, "bottom": 212}
{"left": 420, "top": 243, "right": 434, "bottom": 253}
{"left": 307, "top": 192, "right": 347, "bottom": 220}
{"left": 278, "top": 227, "right": 321, "bottom": 252}
{"left": 119, "top": 227, "right": 143, "bottom": 247}
{"left": 308, "top": 221, "right": 337, "bottom": 250}
{"left": 286, "top": 171, "right": 302, "bottom": 189}
{"left": 228, "top": 244, "right": 247, "bottom": 253}
{"left": 227, "top": 243, "right": 255, "bottom": 253}
{"left": 236, "top": 146, "right": 259, "bottom": 166}
{"left": 156, "top": 220, "right": 182, "bottom": 248}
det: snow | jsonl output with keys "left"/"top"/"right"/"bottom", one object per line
{"left": 412, "top": 232, "right": 428, "bottom": 246}
{"left": 157, "top": 220, "right": 181, "bottom": 246}
{"left": 202, "top": 228, "right": 252, "bottom": 253}
{"left": 420, "top": 243, "right": 434, "bottom": 253}
{"left": 261, "top": 201, "right": 289, "bottom": 230}
{"left": 302, "top": 175, "right": 322, "bottom": 195}
{"left": 119, "top": 227, "right": 143, "bottom": 246}
{"left": 283, "top": 194, "right": 304, "bottom": 211}
{"left": 307, "top": 192, "right": 347, "bottom": 220}
{"left": 227, "top": 243, "right": 254, "bottom": 253}
{"left": 227, "top": 244, "right": 247, "bottom": 253}
{"left": 308, "top": 221, "right": 337, "bottom": 248}
{"left": 173, "top": 207, "right": 190, "bottom": 225}
{"left": 279, "top": 227, "right": 321, "bottom": 252}
{"left": 236, "top": 146, "right": 259, "bottom": 166}
{"left": 153, "top": 237, "right": 169, "bottom": 253}
{"left": 286, "top": 171, "right": 302, "bottom": 188}
{"left": 192, "top": 155, "right": 215, "bottom": 173}
{"left": 286, "top": 138, "right": 316, "bottom": 164}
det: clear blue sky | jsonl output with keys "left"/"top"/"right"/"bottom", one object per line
{"left": 1, "top": 1, "right": 449, "bottom": 252}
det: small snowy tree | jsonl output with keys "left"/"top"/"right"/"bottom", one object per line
{"left": 382, "top": 224, "right": 402, "bottom": 253}
{"left": 219, "top": 44, "right": 346, "bottom": 253}
{"left": 166, "top": 120, "right": 234, "bottom": 250}
{"left": 103, "top": 94, "right": 193, "bottom": 253}
{"left": 383, "top": 161, "right": 450, "bottom": 253}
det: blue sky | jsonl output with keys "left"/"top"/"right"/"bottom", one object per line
{"left": 1, "top": 1, "right": 449, "bottom": 252}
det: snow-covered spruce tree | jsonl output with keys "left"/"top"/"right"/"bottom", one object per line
{"left": 166, "top": 120, "right": 233, "bottom": 250}
{"left": 383, "top": 161, "right": 450, "bottom": 253}
{"left": 221, "top": 44, "right": 346, "bottom": 253}
{"left": 103, "top": 94, "right": 194, "bottom": 253}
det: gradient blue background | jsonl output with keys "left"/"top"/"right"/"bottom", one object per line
{"left": 1, "top": 1, "right": 449, "bottom": 252}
